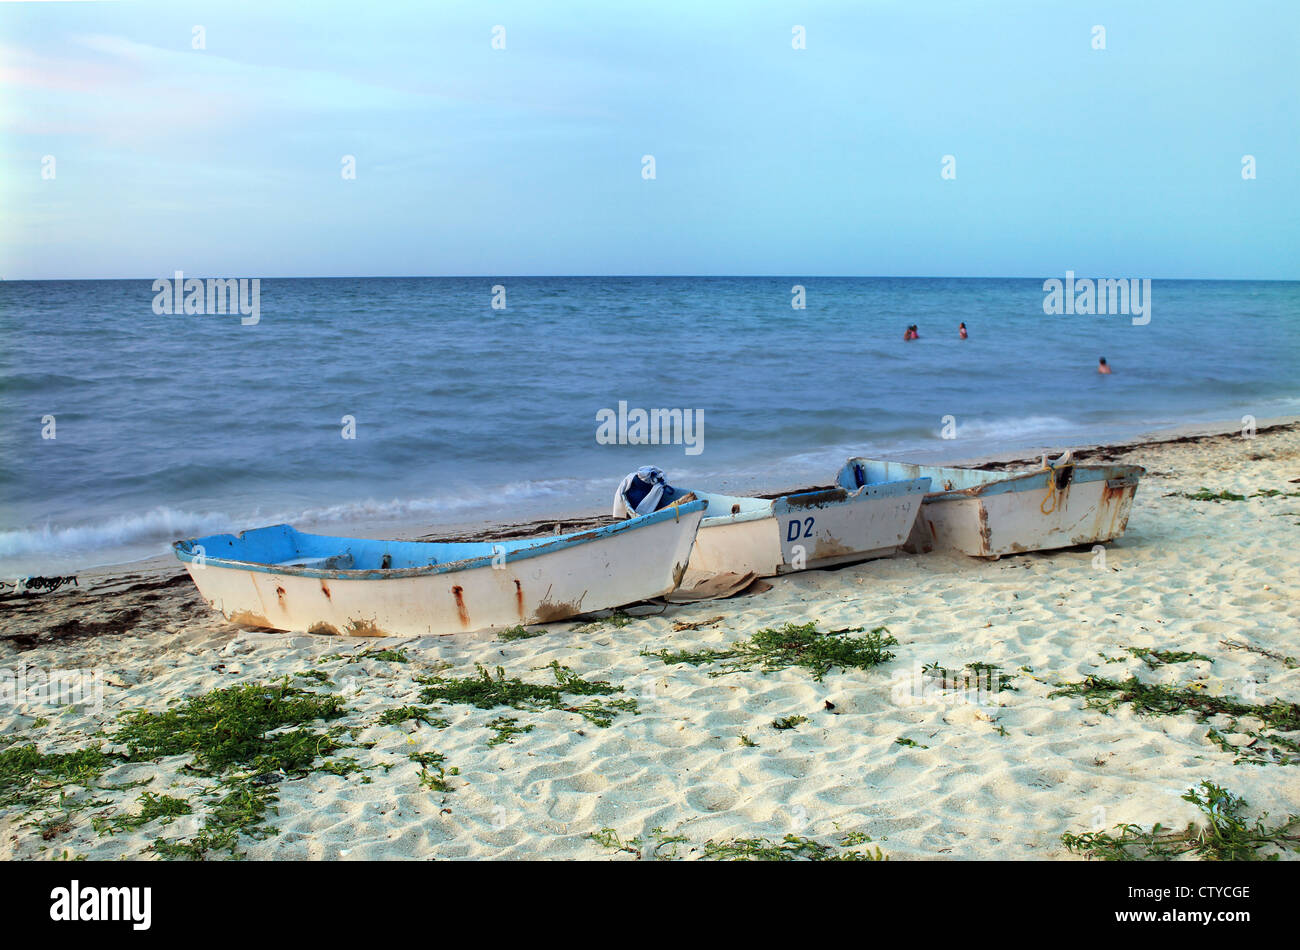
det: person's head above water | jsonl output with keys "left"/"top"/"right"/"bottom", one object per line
{"left": 1098, "top": 356, "right": 1112, "bottom": 374}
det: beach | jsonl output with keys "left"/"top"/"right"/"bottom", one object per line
{"left": 2, "top": 420, "right": 1298, "bottom": 860}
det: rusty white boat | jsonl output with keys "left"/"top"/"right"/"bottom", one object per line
{"left": 835, "top": 453, "right": 1144, "bottom": 558}
{"left": 614, "top": 467, "right": 930, "bottom": 578}
{"left": 173, "top": 498, "right": 707, "bottom": 637}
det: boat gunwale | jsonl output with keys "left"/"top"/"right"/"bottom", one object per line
{"left": 840, "top": 457, "right": 1145, "bottom": 505}
{"left": 687, "top": 477, "right": 932, "bottom": 528}
{"left": 173, "top": 499, "right": 708, "bottom": 581}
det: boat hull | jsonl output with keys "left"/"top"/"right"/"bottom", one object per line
{"left": 175, "top": 503, "right": 706, "bottom": 637}
{"left": 685, "top": 481, "right": 930, "bottom": 579}
{"left": 876, "top": 464, "right": 1144, "bottom": 558}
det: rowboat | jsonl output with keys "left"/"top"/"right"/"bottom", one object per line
{"left": 834, "top": 454, "right": 1144, "bottom": 558}
{"left": 173, "top": 499, "right": 708, "bottom": 637}
{"left": 614, "top": 467, "right": 930, "bottom": 578}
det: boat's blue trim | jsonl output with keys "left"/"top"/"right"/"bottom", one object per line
{"left": 173, "top": 499, "right": 707, "bottom": 580}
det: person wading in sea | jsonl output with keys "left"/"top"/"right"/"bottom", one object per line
{"left": 959, "top": 322, "right": 968, "bottom": 339}
{"left": 1098, "top": 357, "right": 1112, "bottom": 374}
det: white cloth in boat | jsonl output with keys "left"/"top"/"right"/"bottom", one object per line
{"left": 613, "top": 466, "right": 668, "bottom": 518}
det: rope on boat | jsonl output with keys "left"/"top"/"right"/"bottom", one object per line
{"left": 1039, "top": 454, "right": 1074, "bottom": 516}
{"left": 1040, "top": 478, "right": 1059, "bottom": 515}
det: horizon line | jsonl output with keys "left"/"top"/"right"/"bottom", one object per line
{"left": 3, "top": 273, "right": 1298, "bottom": 283}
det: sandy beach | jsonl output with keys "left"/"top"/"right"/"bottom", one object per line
{"left": 3, "top": 420, "right": 1298, "bottom": 861}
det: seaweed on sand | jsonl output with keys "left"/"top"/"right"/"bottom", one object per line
{"left": 1062, "top": 782, "right": 1300, "bottom": 861}
{"left": 643, "top": 622, "right": 897, "bottom": 681}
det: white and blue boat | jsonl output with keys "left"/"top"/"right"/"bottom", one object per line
{"left": 835, "top": 454, "right": 1144, "bottom": 558}
{"left": 174, "top": 499, "right": 707, "bottom": 637}
{"left": 614, "top": 467, "right": 930, "bottom": 578}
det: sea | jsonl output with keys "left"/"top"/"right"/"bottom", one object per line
{"left": 2, "top": 276, "right": 1297, "bottom": 575}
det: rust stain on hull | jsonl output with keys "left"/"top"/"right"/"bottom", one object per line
{"left": 533, "top": 593, "right": 586, "bottom": 623}
{"left": 1093, "top": 483, "right": 1137, "bottom": 542}
{"left": 320, "top": 580, "right": 331, "bottom": 600}
{"left": 977, "top": 503, "right": 992, "bottom": 556}
{"left": 308, "top": 621, "right": 341, "bottom": 636}
{"left": 812, "top": 536, "right": 857, "bottom": 560}
{"left": 342, "top": 618, "right": 387, "bottom": 637}
{"left": 228, "top": 610, "right": 278, "bottom": 631}
{"left": 514, "top": 579, "right": 525, "bottom": 619}
{"left": 451, "top": 585, "right": 470, "bottom": 628}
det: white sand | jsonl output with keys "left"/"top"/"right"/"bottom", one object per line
{"left": 2, "top": 422, "right": 1298, "bottom": 860}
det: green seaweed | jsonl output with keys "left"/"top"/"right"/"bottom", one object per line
{"left": 93, "top": 792, "right": 192, "bottom": 837}
{"left": 376, "top": 705, "right": 448, "bottom": 729}
{"left": 0, "top": 744, "right": 113, "bottom": 810}
{"left": 1062, "top": 782, "right": 1300, "bottom": 861}
{"left": 585, "top": 827, "right": 880, "bottom": 861}
{"left": 923, "top": 661, "right": 1018, "bottom": 693}
{"left": 701, "top": 833, "right": 886, "bottom": 861}
{"left": 486, "top": 716, "right": 534, "bottom": 747}
{"left": 1173, "top": 487, "right": 1300, "bottom": 502}
{"left": 410, "top": 751, "right": 456, "bottom": 793}
{"left": 416, "top": 661, "right": 638, "bottom": 727}
{"left": 1050, "top": 675, "right": 1300, "bottom": 765}
{"left": 644, "top": 622, "right": 897, "bottom": 681}
{"left": 1102, "top": 646, "right": 1214, "bottom": 668}
{"left": 113, "top": 679, "right": 348, "bottom": 773}
{"left": 574, "top": 611, "right": 635, "bottom": 632}
{"left": 108, "top": 680, "right": 354, "bottom": 859}
{"left": 771, "top": 715, "right": 808, "bottom": 730}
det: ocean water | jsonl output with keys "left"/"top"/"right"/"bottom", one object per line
{"left": 2, "top": 276, "right": 1298, "bottom": 575}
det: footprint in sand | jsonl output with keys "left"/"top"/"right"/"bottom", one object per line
{"left": 686, "top": 783, "right": 740, "bottom": 812}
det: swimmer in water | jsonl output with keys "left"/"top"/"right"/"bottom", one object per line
{"left": 959, "top": 322, "right": 968, "bottom": 339}
{"left": 1098, "top": 357, "right": 1112, "bottom": 374}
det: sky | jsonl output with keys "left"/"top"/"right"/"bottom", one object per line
{"left": 1, "top": 0, "right": 1297, "bottom": 280}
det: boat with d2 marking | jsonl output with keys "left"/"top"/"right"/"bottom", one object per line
{"left": 834, "top": 452, "right": 1144, "bottom": 558}
{"left": 173, "top": 498, "right": 707, "bottom": 637}
{"left": 613, "top": 466, "right": 930, "bottom": 578}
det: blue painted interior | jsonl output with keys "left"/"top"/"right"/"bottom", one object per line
{"left": 174, "top": 498, "right": 707, "bottom": 579}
